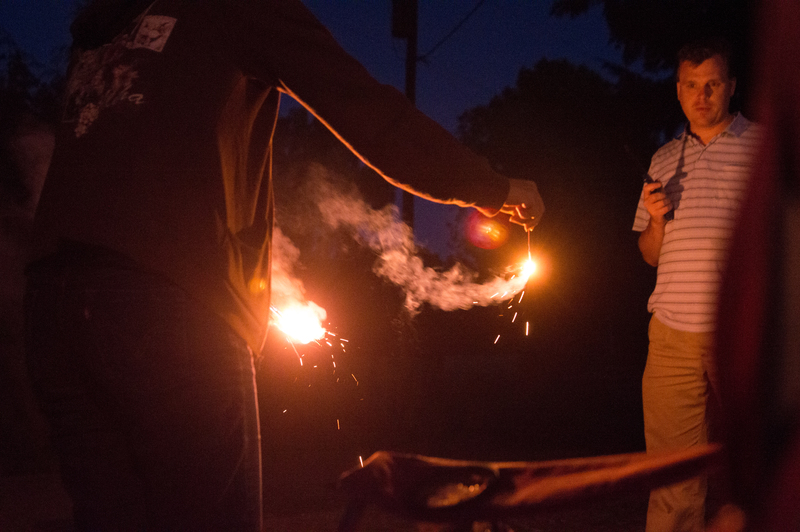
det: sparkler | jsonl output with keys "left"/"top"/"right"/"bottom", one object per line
{"left": 277, "top": 194, "right": 550, "bottom": 477}
{"left": 266, "top": 304, "right": 360, "bottom": 442}
{"left": 269, "top": 174, "right": 548, "bottom": 463}
{"left": 521, "top": 258, "right": 537, "bottom": 279}
{"left": 314, "top": 178, "right": 543, "bottom": 315}
{"left": 271, "top": 304, "right": 326, "bottom": 344}
{"left": 490, "top": 228, "right": 545, "bottom": 346}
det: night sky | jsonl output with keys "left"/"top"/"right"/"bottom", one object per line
{"left": 1, "top": 1, "right": 624, "bottom": 131}
{"left": 0, "top": 1, "right": 627, "bottom": 254}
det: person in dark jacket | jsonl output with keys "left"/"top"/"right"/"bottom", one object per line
{"left": 24, "top": 0, "right": 544, "bottom": 529}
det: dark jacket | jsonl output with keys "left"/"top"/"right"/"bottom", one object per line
{"left": 32, "top": 0, "right": 510, "bottom": 351}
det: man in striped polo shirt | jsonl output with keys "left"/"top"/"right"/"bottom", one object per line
{"left": 632, "top": 39, "right": 761, "bottom": 532}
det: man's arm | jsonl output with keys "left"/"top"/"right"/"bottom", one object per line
{"left": 238, "top": 0, "right": 542, "bottom": 226}
{"left": 638, "top": 217, "right": 666, "bottom": 266}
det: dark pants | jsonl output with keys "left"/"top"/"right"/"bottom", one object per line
{"left": 24, "top": 253, "right": 263, "bottom": 531}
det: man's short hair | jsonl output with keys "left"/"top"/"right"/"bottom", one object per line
{"left": 676, "top": 38, "right": 734, "bottom": 79}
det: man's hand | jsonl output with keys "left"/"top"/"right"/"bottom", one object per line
{"left": 638, "top": 182, "right": 671, "bottom": 266}
{"left": 501, "top": 178, "right": 545, "bottom": 231}
{"left": 643, "top": 182, "right": 672, "bottom": 223}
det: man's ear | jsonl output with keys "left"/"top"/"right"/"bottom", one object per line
{"left": 729, "top": 77, "right": 737, "bottom": 97}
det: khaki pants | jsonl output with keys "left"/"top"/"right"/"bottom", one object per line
{"left": 643, "top": 315, "right": 719, "bottom": 532}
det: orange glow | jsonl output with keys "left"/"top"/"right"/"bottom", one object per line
{"left": 272, "top": 305, "right": 326, "bottom": 344}
{"left": 519, "top": 252, "right": 550, "bottom": 284}
{"left": 465, "top": 211, "right": 510, "bottom": 249}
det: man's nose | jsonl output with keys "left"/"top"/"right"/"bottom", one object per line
{"left": 702, "top": 84, "right": 713, "bottom": 98}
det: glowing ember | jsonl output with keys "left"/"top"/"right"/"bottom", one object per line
{"left": 272, "top": 305, "right": 326, "bottom": 344}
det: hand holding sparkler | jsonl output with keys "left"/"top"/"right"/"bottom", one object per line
{"left": 501, "top": 178, "right": 545, "bottom": 231}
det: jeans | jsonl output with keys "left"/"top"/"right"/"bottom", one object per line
{"left": 24, "top": 254, "right": 263, "bottom": 531}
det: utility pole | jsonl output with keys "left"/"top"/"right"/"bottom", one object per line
{"left": 392, "top": 0, "right": 418, "bottom": 229}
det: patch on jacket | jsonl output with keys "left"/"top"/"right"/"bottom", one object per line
{"left": 131, "top": 15, "right": 176, "bottom": 53}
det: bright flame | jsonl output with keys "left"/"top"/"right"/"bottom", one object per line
{"left": 272, "top": 305, "right": 326, "bottom": 344}
{"left": 521, "top": 258, "right": 537, "bottom": 279}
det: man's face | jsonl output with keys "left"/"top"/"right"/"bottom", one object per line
{"left": 676, "top": 54, "right": 736, "bottom": 134}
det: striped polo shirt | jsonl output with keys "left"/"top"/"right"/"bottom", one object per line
{"left": 633, "top": 113, "right": 762, "bottom": 333}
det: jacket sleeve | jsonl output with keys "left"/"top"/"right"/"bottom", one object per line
{"left": 228, "top": 0, "right": 510, "bottom": 212}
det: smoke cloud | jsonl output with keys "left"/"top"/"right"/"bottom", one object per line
{"left": 272, "top": 166, "right": 527, "bottom": 316}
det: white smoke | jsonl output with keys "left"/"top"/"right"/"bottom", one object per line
{"left": 272, "top": 167, "right": 527, "bottom": 316}
{"left": 270, "top": 226, "right": 326, "bottom": 324}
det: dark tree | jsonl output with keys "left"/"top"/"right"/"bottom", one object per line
{"left": 450, "top": 59, "right": 661, "bottom": 454}
{"left": 455, "top": 58, "right": 668, "bottom": 281}
{"left": 551, "top": 0, "right": 757, "bottom": 113}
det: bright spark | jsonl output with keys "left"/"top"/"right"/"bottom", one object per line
{"left": 521, "top": 259, "right": 537, "bottom": 279}
{"left": 271, "top": 305, "right": 326, "bottom": 344}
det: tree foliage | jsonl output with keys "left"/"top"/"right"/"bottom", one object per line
{"left": 550, "top": 0, "right": 757, "bottom": 111}
{"left": 551, "top": 0, "right": 753, "bottom": 71}
{"left": 456, "top": 57, "right": 676, "bottom": 256}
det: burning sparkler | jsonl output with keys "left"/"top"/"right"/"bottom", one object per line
{"left": 273, "top": 171, "right": 549, "bottom": 363}
{"left": 271, "top": 304, "right": 326, "bottom": 344}
{"left": 521, "top": 258, "right": 537, "bottom": 279}
{"left": 267, "top": 173, "right": 548, "bottom": 472}
{"left": 490, "top": 226, "right": 547, "bottom": 345}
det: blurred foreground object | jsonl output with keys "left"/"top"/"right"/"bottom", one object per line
{"left": 715, "top": 0, "right": 800, "bottom": 529}
{"left": 337, "top": 445, "right": 720, "bottom": 531}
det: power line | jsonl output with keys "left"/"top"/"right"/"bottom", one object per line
{"left": 418, "top": 0, "right": 488, "bottom": 63}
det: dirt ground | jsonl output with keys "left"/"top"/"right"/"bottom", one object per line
{"left": 0, "top": 354, "right": 653, "bottom": 531}
{"left": 0, "top": 469, "right": 648, "bottom": 531}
